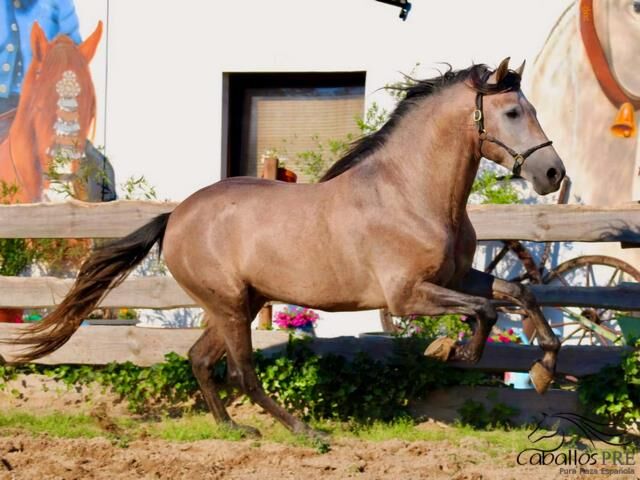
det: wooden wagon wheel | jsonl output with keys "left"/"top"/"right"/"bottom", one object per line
{"left": 537, "top": 255, "right": 640, "bottom": 346}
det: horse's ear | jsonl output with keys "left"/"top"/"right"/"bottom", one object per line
{"left": 494, "top": 57, "right": 510, "bottom": 84}
{"left": 515, "top": 60, "right": 526, "bottom": 78}
{"left": 79, "top": 21, "right": 103, "bottom": 62}
{"left": 30, "top": 22, "right": 48, "bottom": 63}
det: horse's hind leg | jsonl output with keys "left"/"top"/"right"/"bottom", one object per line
{"left": 221, "top": 308, "right": 317, "bottom": 437}
{"left": 188, "top": 317, "right": 259, "bottom": 437}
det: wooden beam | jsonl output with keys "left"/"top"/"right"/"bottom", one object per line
{"left": 0, "top": 325, "right": 627, "bottom": 376}
{"left": 257, "top": 156, "right": 278, "bottom": 330}
{"left": 410, "top": 386, "right": 583, "bottom": 427}
{"left": 468, "top": 203, "right": 640, "bottom": 242}
{"left": 0, "top": 200, "right": 176, "bottom": 238}
{"left": 0, "top": 201, "right": 637, "bottom": 242}
{"left": 527, "top": 284, "right": 640, "bottom": 310}
{"left": 447, "top": 342, "right": 630, "bottom": 377}
{"left": 0, "top": 324, "right": 289, "bottom": 366}
{"left": 0, "top": 276, "right": 639, "bottom": 310}
{"left": 0, "top": 276, "right": 194, "bottom": 309}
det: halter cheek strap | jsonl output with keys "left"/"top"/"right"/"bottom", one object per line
{"left": 474, "top": 91, "right": 553, "bottom": 176}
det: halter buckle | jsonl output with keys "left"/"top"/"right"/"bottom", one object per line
{"left": 473, "top": 109, "right": 483, "bottom": 123}
{"left": 512, "top": 154, "right": 525, "bottom": 176}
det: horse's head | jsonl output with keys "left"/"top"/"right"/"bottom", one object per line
{"left": 20, "top": 21, "right": 102, "bottom": 187}
{"left": 473, "top": 57, "right": 565, "bottom": 195}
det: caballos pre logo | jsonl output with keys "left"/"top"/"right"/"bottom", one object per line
{"left": 516, "top": 412, "right": 637, "bottom": 476}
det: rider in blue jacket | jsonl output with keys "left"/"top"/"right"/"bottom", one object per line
{"left": 0, "top": 0, "right": 80, "bottom": 105}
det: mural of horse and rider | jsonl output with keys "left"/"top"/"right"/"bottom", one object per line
{"left": 0, "top": 0, "right": 115, "bottom": 204}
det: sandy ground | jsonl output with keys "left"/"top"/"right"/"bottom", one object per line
{"left": 2, "top": 433, "right": 639, "bottom": 480}
{"left": 0, "top": 376, "right": 638, "bottom": 480}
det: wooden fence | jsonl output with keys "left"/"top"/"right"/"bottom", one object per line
{"left": 0, "top": 199, "right": 637, "bottom": 373}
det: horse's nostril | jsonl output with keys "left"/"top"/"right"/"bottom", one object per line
{"left": 546, "top": 168, "right": 558, "bottom": 180}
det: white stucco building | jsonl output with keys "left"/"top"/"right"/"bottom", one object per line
{"left": 75, "top": 0, "right": 576, "bottom": 335}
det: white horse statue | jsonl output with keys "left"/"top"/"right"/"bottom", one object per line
{"left": 527, "top": 0, "right": 640, "bottom": 266}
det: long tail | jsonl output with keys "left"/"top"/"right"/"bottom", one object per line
{"left": 11, "top": 212, "right": 172, "bottom": 362}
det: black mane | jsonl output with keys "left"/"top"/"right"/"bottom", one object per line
{"left": 319, "top": 63, "right": 521, "bottom": 182}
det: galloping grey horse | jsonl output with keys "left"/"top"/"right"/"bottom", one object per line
{"left": 13, "top": 58, "right": 565, "bottom": 437}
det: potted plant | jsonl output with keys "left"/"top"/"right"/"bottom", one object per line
{"left": 274, "top": 305, "right": 319, "bottom": 337}
{"left": 489, "top": 327, "right": 532, "bottom": 390}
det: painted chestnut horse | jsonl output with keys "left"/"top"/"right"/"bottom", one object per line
{"left": 0, "top": 21, "right": 102, "bottom": 202}
{"left": 14, "top": 58, "right": 565, "bottom": 437}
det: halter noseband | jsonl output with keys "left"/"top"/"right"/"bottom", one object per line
{"left": 473, "top": 88, "right": 553, "bottom": 177}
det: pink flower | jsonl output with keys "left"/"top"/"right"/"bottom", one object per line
{"left": 274, "top": 306, "right": 319, "bottom": 330}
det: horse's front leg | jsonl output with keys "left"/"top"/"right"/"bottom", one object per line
{"left": 454, "top": 268, "right": 560, "bottom": 394}
{"left": 385, "top": 280, "right": 498, "bottom": 364}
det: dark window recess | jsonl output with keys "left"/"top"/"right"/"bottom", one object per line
{"left": 225, "top": 72, "right": 366, "bottom": 181}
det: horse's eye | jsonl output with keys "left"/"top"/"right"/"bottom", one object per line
{"left": 505, "top": 109, "right": 520, "bottom": 119}
{"left": 634, "top": 0, "right": 640, "bottom": 13}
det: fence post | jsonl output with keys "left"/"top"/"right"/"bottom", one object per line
{"left": 257, "top": 156, "right": 279, "bottom": 330}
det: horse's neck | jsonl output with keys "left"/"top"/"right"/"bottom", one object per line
{"left": 5, "top": 107, "right": 43, "bottom": 201}
{"left": 366, "top": 91, "right": 479, "bottom": 227}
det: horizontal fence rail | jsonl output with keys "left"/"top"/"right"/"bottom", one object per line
{"left": 0, "top": 325, "right": 628, "bottom": 377}
{"left": 0, "top": 276, "right": 638, "bottom": 310}
{"left": 0, "top": 200, "right": 636, "bottom": 377}
{"left": 0, "top": 200, "right": 637, "bottom": 242}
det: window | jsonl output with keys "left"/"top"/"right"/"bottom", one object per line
{"left": 224, "top": 72, "right": 366, "bottom": 182}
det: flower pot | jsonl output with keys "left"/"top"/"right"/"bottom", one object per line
{"left": 0, "top": 308, "right": 23, "bottom": 323}
{"left": 504, "top": 371, "right": 533, "bottom": 389}
{"left": 290, "top": 324, "right": 316, "bottom": 338}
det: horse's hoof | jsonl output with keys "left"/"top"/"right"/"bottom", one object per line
{"left": 529, "top": 361, "right": 554, "bottom": 394}
{"left": 424, "top": 337, "right": 456, "bottom": 362}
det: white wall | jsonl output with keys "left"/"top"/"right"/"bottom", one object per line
{"left": 75, "top": 0, "right": 575, "bottom": 336}
{"left": 78, "top": 0, "right": 572, "bottom": 201}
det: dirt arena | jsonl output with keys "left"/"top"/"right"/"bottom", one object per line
{"left": 0, "top": 376, "right": 637, "bottom": 479}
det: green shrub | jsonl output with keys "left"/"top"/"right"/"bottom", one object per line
{"left": 1, "top": 339, "right": 496, "bottom": 420}
{"left": 578, "top": 341, "right": 640, "bottom": 430}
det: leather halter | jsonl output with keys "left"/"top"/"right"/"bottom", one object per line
{"left": 473, "top": 89, "right": 553, "bottom": 177}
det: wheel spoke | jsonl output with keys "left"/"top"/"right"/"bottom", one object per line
{"left": 595, "top": 332, "right": 609, "bottom": 346}
{"left": 576, "top": 329, "right": 587, "bottom": 346}
{"left": 557, "top": 307, "right": 620, "bottom": 343}
{"left": 561, "top": 327, "right": 583, "bottom": 344}
{"left": 597, "top": 323, "right": 619, "bottom": 335}
{"left": 606, "top": 268, "right": 620, "bottom": 287}
{"left": 585, "top": 265, "right": 591, "bottom": 287}
{"left": 588, "top": 264, "right": 597, "bottom": 287}
{"left": 556, "top": 274, "right": 571, "bottom": 287}
{"left": 549, "top": 322, "right": 579, "bottom": 328}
